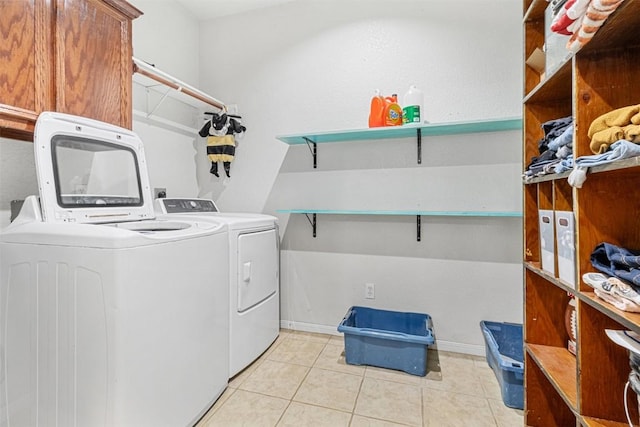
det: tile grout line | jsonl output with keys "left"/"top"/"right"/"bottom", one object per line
{"left": 420, "top": 385, "right": 425, "bottom": 427}
{"left": 272, "top": 339, "right": 327, "bottom": 426}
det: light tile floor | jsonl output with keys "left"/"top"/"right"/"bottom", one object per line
{"left": 196, "top": 330, "right": 523, "bottom": 427}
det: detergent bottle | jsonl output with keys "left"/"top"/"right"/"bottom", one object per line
{"left": 384, "top": 94, "right": 403, "bottom": 126}
{"left": 402, "top": 85, "right": 424, "bottom": 125}
{"left": 368, "top": 89, "right": 385, "bottom": 128}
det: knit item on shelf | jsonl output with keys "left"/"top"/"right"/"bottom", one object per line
{"left": 551, "top": 0, "right": 590, "bottom": 35}
{"left": 568, "top": 140, "right": 640, "bottom": 187}
{"left": 577, "top": 140, "right": 640, "bottom": 166}
{"left": 554, "top": 155, "right": 574, "bottom": 174}
{"left": 547, "top": 124, "right": 574, "bottom": 152}
{"left": 524, "top": 116, "right": 574, "bottom": 181}
{"left": 591, "top": 242, "right": 640, "bottom": 287}
{"left": 588, "top": 104, "right": 640, "bottom": 153}
{"left": 538, "top": 116, "right": 573, "bottom": 153}
{"left": 566, "top": 0, "right": 626, "bottom": 52}
{"left": 589, "top": 105, "right": 640, "bottom": 134}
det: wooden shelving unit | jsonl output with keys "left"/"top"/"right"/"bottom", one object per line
{"left": 523, "top": 0, "right": 640, "bottom": 425}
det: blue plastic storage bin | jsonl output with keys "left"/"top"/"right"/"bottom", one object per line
{"left": 480, "top": 320, "right": 524, "bottom": 409}
{"left": 337, "top": 306, "right": 435, "bottom": 376}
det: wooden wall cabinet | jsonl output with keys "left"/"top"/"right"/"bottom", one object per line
{"left": 523, "top": 1, "right": 640, "bottom": 426}
{"left": 0, "top": 0, "right": 141, "bottom": 141}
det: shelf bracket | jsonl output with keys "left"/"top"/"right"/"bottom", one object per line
{"left": 304, "top": 213, "right": 317, "bottom": 237}
{"left": 417, "top": 128, "right": 422, "bottom": 165}
{"left": 145, "top": 86, "right": 173, "bottom": 118}
{"left": 303, "top": 137, "right": 317, "bottom": 168}
{"left": 417, "top": 215, "right": 421, "bottom": 242}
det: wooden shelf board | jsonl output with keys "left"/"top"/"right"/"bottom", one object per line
{"left": 523, "top": 170, "right": 572, "bottom": 184}
{"left": 526, "top": 344, "right": 578, "bottom": 410}
{"left": 523, "top": 59, "right": 572, "bottom": 104}
{"left": 579, "top": 291, "right": 640, "bottom": 332}
{"left": 524, "top": 261, "right": 576, "bottom": 294}
{"left": 276, "top": 117, "right": 522, "bottom": 145}
{"left": 588, "top": 157, "right": 640, "bottom": 175}
{"left": 523, "top": 0, "right": 546, "bottom": 22}
{"left": 582, "top": 416, "right": 636, "bottom": 427}
{"left": 524, "top": 157, "right": 640, "bottom": 185}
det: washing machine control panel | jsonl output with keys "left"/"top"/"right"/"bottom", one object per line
{"left": 160, "top": 198, "right": 219, "bottom": 213}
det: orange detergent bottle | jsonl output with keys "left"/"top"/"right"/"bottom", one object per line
{"left": 368, "top": 89, "right": 385, "bottom": 128}
{"left": 384, "top": 94, "right": 403, "bottom": 126}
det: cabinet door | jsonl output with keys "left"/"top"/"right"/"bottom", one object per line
{"left": 55, "top": 0, "right": 135, "bottom": 129}
{"left": 0, "top": 0, "right": 54, "bottom": 139}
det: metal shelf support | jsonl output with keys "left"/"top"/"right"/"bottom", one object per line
{"left": 417, "top": 128, "right": 422, "bottom": 164}
{"left": 417, "top": 215, "right": 421, "bottom": 242}
{"left": 303, "top": 137, "right": 317, "bottom": 168}
{"left": 304, "top": 213, "right": 317, "bottom": 237}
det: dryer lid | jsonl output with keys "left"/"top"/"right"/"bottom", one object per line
{"left": 33, "top": 112, "right": 155, "bottom": 224}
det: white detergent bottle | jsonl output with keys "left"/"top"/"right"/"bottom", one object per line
{"left": 402, "top": 85, "right": 424, "bottom": 124}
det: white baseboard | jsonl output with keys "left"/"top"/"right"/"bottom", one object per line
{"left": 432, "top": 340, "right": 485, "bottom": 357}
{"left": 280, "top": 320, "right": 486, "bottom": 357}
{"left": 281, "top": 320, "right": 341, "bottom": 336}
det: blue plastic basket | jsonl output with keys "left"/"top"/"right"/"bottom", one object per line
{"left": 337, "top": 306, "right": 434, "bottom": 376}
{"left": 480, "top": 320, "right": 524, "bottom": 409}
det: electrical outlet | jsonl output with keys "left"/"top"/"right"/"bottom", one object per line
{"left": 154, "top": 187, "right": 167, "bottom": 199}
{"left": 365, "top": 283, "right": 375, "bottom": 299}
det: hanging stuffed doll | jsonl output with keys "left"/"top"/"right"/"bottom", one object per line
{"left": 198, "top": 112, "right": 246, "bottom": 177}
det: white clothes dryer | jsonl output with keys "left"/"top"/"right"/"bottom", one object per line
{"left": 0, "top": 113, "right": 229, "bottom": 427}
{"left": 155, "top": 198, "right": 280, "bottom": 377}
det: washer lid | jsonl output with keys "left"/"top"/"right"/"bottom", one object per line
{"left": 33, "top": 112, "right": 155, "bottom": 224}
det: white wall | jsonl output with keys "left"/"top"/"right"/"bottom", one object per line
{"left": 0, "top": 138, "right": 38, "bottom": 228}
{"left": 130, "top": 0, "right": 216, "bottom": 200}
{"left": 200, "top": 0, "right": 524, "bottom": 353}
{"left": 130, "top": 0, "right": 199, "bottom": 85}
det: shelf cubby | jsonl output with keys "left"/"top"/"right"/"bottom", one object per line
{"left": 574, "top": 44, "right": 640, "bottom": 158}
{"left": 579, "top": 301, "right": 639, "bottom": 423}
{"left": 575, "top": 168, "right": 640, "bottom": 293}
{"left": 525, "top": 351, "right": 577, "bottom": 426}
{"left": 525, "top": 268, "right": 573, "bottom": 348}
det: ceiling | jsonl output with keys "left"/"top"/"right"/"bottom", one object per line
{"left": 174, "top": 0, "right": 298, "bottom": 20}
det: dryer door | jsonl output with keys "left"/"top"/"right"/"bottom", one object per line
{"left": 237, "top": 228, "right": 278, "bottom": 312}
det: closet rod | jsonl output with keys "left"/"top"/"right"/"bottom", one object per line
{"left": 132, "top": 57, "right": 226, "bottom": 110}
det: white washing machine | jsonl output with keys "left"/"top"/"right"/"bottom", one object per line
{"left": 0, "top": 113, "right": 229, "bottom": 427}
{"left": 155, "top": 198, "right": 279, "bottom": 377}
